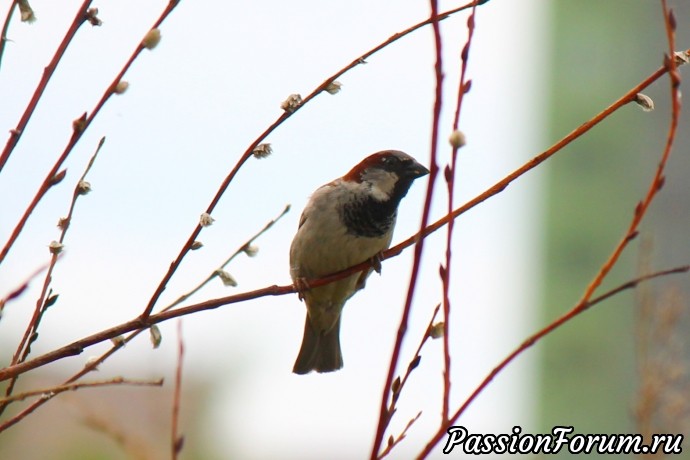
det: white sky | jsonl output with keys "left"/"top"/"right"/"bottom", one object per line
{"left": 0, "top": 1, "right": 549, "bottom": 458}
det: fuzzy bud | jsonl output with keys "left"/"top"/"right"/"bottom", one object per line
{"left": 149, "top": 325, "right": 162, "bottom": 348}
{"left": 84, "top": 356, "right": 100, "bottom": 370}
{"left": 281, "top": 94, "right": 302, "bottom": 113}
{"left": 76, "top": 180, "right": 91, "bottom": 195}
{"left": 114, "top": 80, "right": 129, "bottom": 95}
{"left": 325, "top": 81, "right": 342, "bottom": 95}
{"left": 243, "top": 244, "right": 259, "bottom": 257}
{"left": 449, "top": 130, "right": 466, "bottom": 149}
{"left": 18, "top": 0, "right": 35, "bottom": 23}
{"left": 252, "top": 143, "right": 273, "bottom": 159}
{"left": 634, "top": 93, "right": 654, "bottom": 112}
{"left": 429, "top": 322, "right": 445, "bottom": 339}
{"left": 215, "top": 269, "right": 238, "bottom": 287}
{"left": 57, "top": 217, "right": 70, "bottom": 230}
{"left": 111, "top": 335, "right": 126, "bottom": 346}
{"left": 142, "top": 28, "right": 162, "bottom": 50}
{"left": 673, "top": 51, "right": 690, "bottom": 66}
{"left": 190, "top": 241, "right": 203, "bottom": 250}
{"left": 199, "top": 212, "right": 214, "bottom": 227}
{"left": 49, "top": 241, "right": 64, "bottom": 255}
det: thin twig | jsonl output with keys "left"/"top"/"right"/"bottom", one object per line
{"left": 0, "top": 44, "right": 684, "bottom": 379}
{"left": 12, "top": 137, "right": 105, "bottom": 362}
{"left": 0, "top": 137, "right": 105, "bottom": 416}
{"left": 378, "top": 304, "right": 440, "bottom": 459}
{"left": 171, "top": 320, "right": 184, "bottom": 460}
{"left": 440, "top": 0, "right": 478, "bottom": 425}
{"left": 399, "top": 51, "right": 688, "bottom": 262}
{"left": 416, "top": 266, "right": 689, "bottom": 458}
{"left": 0, "top": 1, "right": 18, "bottom": 71}
{"left": 0, "top": 376, "right": 163, "bottom": 433}
{"left": 416, "top": 5, "right": 683, "bottom": 454}
{"left": 1, "top": 42, "right": 684, "bottom": 380}
{"left": 0, "top": 206, "right": 292, "bottom": 429}
{"left": 0, "top": 259, "right": 51, "bottom": 314}
{"left": 0, "top": 6, "right": 685, "bottom": 438}
{"left": 393, "top": 305, "right": 441, "bottom": 407}
{"left": 0, "top": 377, "right": 163, "bottom": 405}
{"left": 166, "top": 204, "right": 290, "bottom": 310}
{"left": 574, "top": 0, "right": 680, "bottom": 322}
{"left": 138, "top": 0, "right": 490, "bottom": 320}
{"left": 0, "top": 1, "right": 180, "bottom": 264}
{"left": 370, "top": 1, "right": 445, "bottom": 458}
{"left": 0, "top": 0, "right": 94, "bottom": 172}
{"left": 377, "top": 412, "right": 422, "bottom": 460}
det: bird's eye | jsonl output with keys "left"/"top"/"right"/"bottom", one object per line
{"left": 381, "top": 155, "right": 397, "bottom": 165}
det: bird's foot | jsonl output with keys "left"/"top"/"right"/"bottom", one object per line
{"left": 293, "top": 277, "right": 310, "bottom": 301}
{"left": 370, "top": 251, "right": 384, "bottom": 274}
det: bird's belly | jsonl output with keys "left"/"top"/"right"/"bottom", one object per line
{"left": 292, "top": 226, "right": 388, "bottom": 278}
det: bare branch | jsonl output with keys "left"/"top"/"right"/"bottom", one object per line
{"left": 416, "top": 266, "right": 689, "bottom": 457}
{"left": 0, "top": 377, "right": 163, "bottom": 405}
{"left": 171, "top": 320, "right": 184, "bottom": 460}
{"left": 370, "top": 1, "right": 446, "bottom": 457}
{"left": 138, "top": 0, "right": 492, "bottom": 320}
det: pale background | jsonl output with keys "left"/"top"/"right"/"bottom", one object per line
{"left": 0, "top": 0, "right": 548, "bottom": 458}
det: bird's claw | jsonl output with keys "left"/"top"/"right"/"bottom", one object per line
{"left": 294, "top": 277, "right": 310, "bottom": 301}
{"left": 370, "top": 252, "right": 384, "bottom": 274}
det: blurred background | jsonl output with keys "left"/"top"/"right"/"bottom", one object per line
{"left": 0, "top": 0, "right": 688, "bottom": 459}
{"left": 541, "top": 1, "right": 690, "bottom": 457}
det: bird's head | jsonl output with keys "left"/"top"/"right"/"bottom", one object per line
{"left": 342, "top": 150, "right": 429, "bottom": 202}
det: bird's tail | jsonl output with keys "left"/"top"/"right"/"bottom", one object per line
{"left": 292, "top": 316, "right": 343, "bottom": 374}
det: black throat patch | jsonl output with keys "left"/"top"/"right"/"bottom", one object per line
{"left": 340, "top": 194, "right": 399, "bottom": 238}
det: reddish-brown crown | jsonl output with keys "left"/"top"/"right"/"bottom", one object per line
{"left": 343, "top": 150, "right": 410, "bottom": 182}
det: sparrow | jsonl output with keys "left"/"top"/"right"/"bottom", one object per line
{"left": 290, "top": 150, "right": 429, "bottom": 374}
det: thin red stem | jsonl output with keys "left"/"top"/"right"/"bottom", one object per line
{"left": 0, "top": 138, "right": 105, "bottom": 417}
{"left": 0, "top": 1, "right": 18, "bottom": 71}
{"left": 370, "top": 1, "right": 444, "bottom": 458}
{"left": 416, "top": 266, "right": 688, "bottom": 458}
{"left": 0, "top": 1, "right": 179, "bottom": 265}
{"left": 0, "top": 52, "right": 678, "bottom": 384}
{"left": 0, "top": 0, "right": 93, "bottom": 173}
{"left": 441, "top": 1, "right": 478, "bottom": 424}
{"left": 171, "top": 320, "right": 184, "bottom": 460}
{"left": 139, "top": 0, "right": 486, "bottom": 320}
{"left": 417, "top": 3, "right": 682, "bottom": 455}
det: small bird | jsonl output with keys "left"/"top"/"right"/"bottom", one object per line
{"left": 290, "top": 150, "right": 429, "bottom": 374}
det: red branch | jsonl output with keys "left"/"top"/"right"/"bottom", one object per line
{"left": 0, "top": 49, "right": 683, "bottom": 386}
{"left": 369, "top": 1, "right": 444, "bottom": 458}
{"left": 138, "top": 0, "right": 487, "bottom": 320}
{"left": 416, "top": 1, "right": 683, "bottom": 456}
{"left": 0, "top": 0, "right": 94, "bottom": 172}
{"left": 0, "top": 47, "right": 682, "bottom": 386}
{"left": 415, "top": 266, "right": 688, "bottom": 458}
{"left": 171, "top": 320, "right": 185, "bottom": 460}
{"left": 441, "top": 0, "right": 478, "bottom": 425}
{"left": 0, "top": 2, "right": 18, "bottom": 70}
{"left": 0, "top": 1, "right": 180, "bottom": 264}
{"left": 5, "top": 138, "right": 104, "bottom": 383}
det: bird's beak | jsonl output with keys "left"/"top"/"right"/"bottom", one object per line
{"left": 404, "top": 160, "right": 430, "bottom": 179}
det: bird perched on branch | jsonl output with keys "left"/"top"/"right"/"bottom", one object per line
{"left": 290, "top": 150, "right": 429, "bottom": 374}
